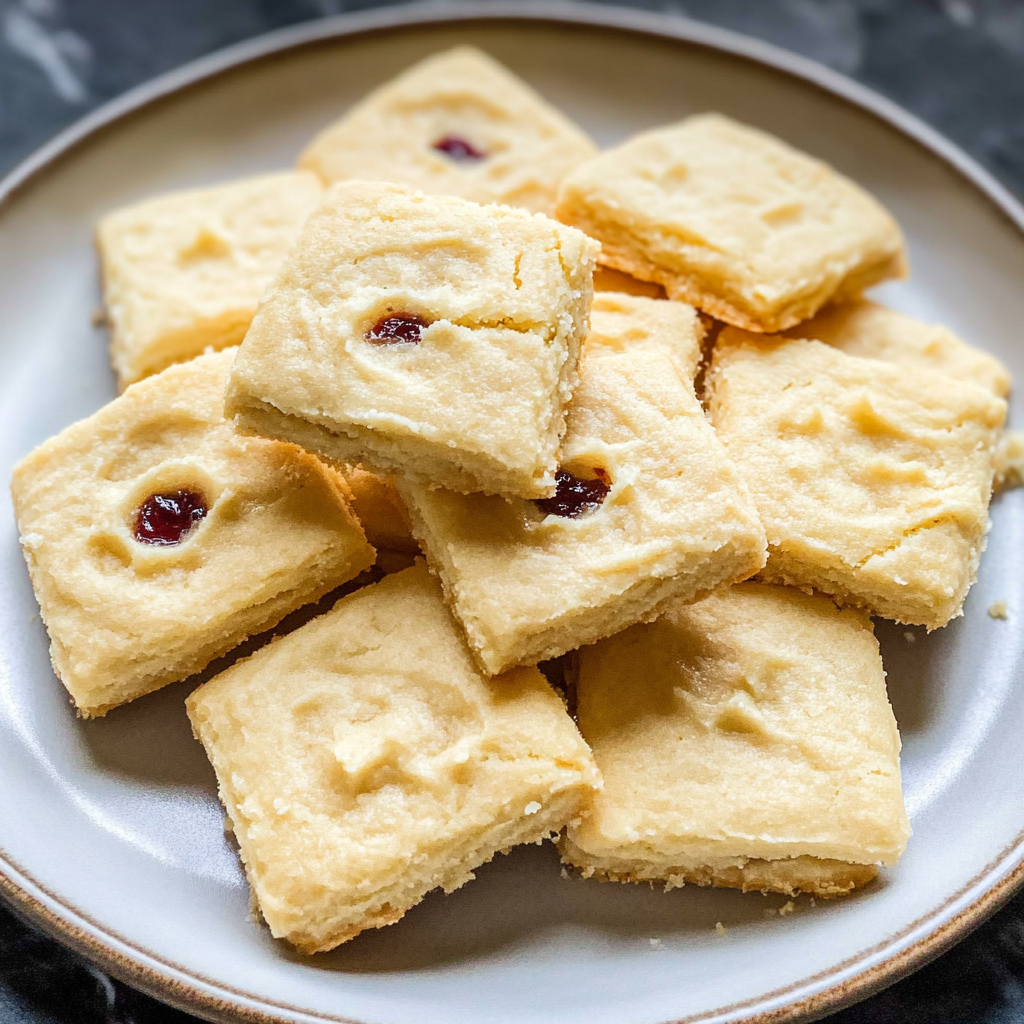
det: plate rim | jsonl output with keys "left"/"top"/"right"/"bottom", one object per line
{"left": 3, "top": 3, "right": 1024, "bottom": 1022}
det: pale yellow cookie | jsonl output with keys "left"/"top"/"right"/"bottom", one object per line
{"left": 226, "top": 181, "right": 600, "bottom": 499}
{"left": 396, "top": 347, "right": 766, "bottom": 676}
{"left": 338, "top": 466, "right": 418, "bottom": 555}
{"left": 707, "top": 329, "right": 1006, "bottom": 627}
{"left": 585, "top": 292, "right": 704, "bottom": 380}
{"left": 593, "top": 266, "right": 665, "bottom": 298}
{"left": 298, "top": 46, "right": 598, "bottom": 215}
{"left": 11, "top": 350, "right": 374, "bottom": 717}
{"left": 187, "top": 562, "right": 599, "bottom": 953}
{"left": 784, "top": 298, "right": 1011, "bottom": 397}
{"left": 561, "top": 582, "right": 910, "bottom": 896}
{"left": 556, "top": 113, "right": 906, "bottom": 333}
{"left": 98, "top": 171, "right": 322, "bottom": 388}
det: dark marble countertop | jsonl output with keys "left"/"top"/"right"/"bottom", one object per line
{"left": 3, "top": 1, "right": 1024, "bottom": 1022}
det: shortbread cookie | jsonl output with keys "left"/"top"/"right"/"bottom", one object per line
{"left": 98, "top": 171, "right": 322, "bottom": 388}
{"left": 298, "top": 46, "right": 597, "bottom": 215}
{"left": 560, "top": 582, "right": 910, "bottom": 896}
{"left": 593, "top": 266, "right": 665, "bottom": 298}
{"left": 339, "top": 466, "right": 418, "bottom": 554}
{"left": 11, "top": 350, "right": 374, "bottom": 717}
{"left": 226, "top": 181, "right": 600, "bottom": 499}
{"left": 585, "top": 292, "right": 704, "bottom": 380}
{"left": 396, "top": 348, "right": 766, "bottom": 675}
{"left": 785, "top": 299, "right": 1011, "bottom": 397}
{"left": 556, "top": 113, "right": 906, "bottom": 333}
{"left": 707, "top": 330, "right": 1006, "bottom": 627}
{"left": 187, "top": 562, "right": 599, "bottom": 953}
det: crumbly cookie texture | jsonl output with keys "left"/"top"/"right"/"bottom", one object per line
{"left": 707, "top": 330, "right": 1006, "bottom": 628}
{"left": 786, "top": 299, "right": 1011, "bottom": 397}
{"left": 11, "top": 350, "right": 374, "bottom": 717}
{"left": 396, "top": 347, "right": 766, "bottom": 676}
{"left": 560, "top": 582, "right": 910, "bottom": 896}
{"left": 186, "top": 562, "right": 599, "bottom": 954}
{"left": 556, "top": 113, "right": 906, "bottom": 333}
{"left": 585, "top": 292, "right": 704, "bottom": 380}
{"left": 97, "top": 171, "right": 322, "bottom": 389}
{"left": 298, "top": 46, "right": 598, "bottom": 215}
{"left": 226, "top": 181, "right": 600, "bottom": 499}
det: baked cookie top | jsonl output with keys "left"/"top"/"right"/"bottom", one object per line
{"left": 707, "top": 329, "right": 1006, "bottom": 627}
{"left": 556, "top": 113, "right": 906, "bottom": 332}
{"left": 97, "top": 170, "right": 322, "bottom": 388}
{"left": 11, "top": 349, "right": 373, "bottom": 716}
{"left": 187, "top": 562, "right": 598, "bottom": 953}
{"left": 298, "top": 46, "right": 598, "bottom": 215}
{"left": 785, "top": 298, "right": 1011, "bottom": 397}
{"left": 564, "top": 582, "right": 909, "bottom": 874}
{"left": 396, "top": 346, "right": 766, "bottom": 675}
{"left": 584, "top": 291, "right": 704, "bottom": 380}
{"left": 226, "top": 181, "right": 600, "bottom": 499}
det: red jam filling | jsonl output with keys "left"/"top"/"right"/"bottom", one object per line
{"left": 432, "top": 135, "right": 487, "bottom": 161}
{"left": 367, "top": 313, "right": 429, "bottom": 346}
{"left": 133, "top": 490, "right": 207, "bottom": 546}
{"left": 533, "top": 468, "right": 610, "bottom": 519}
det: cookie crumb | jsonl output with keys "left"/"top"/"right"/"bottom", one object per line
{"left": 715, "top": 921, "right": 728, "bottom": 936}
{"left": 989, "top": 600, "right": 1009, "bottom": 620}
{"left": 779, "top": 900, "right": 796, "bottom": 916}
{"left": 903, "top": 630, "right": 916, "bottom": 643}
{"left": 649, "top": 937, "right": 663, "bottom": 948}
{"left": 560, "top": 866, "right": 570, "bottom": 880}
{"left": 524, "top": 801, "right": 542, "bottom": 815}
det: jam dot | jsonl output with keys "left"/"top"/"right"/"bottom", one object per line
{"left": 432, "top": 135, "right": 487, "bottom": 162}
{"left": 533, "top": 469, "right": 611, "bottom": 520}
{"left": 367, "top": 313, "right": 429, "bottom": 346}
{"left": 134, "top": 490, "right": 207, "bottom": 546}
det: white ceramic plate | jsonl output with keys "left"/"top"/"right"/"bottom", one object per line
{"left": 3, "top": 5, "right": 1024, "bottom": 1023}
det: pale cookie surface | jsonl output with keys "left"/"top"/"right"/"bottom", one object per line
{"left": 186, "top": 562, "right": 599, "bottom": 954}
{"left": 226, "top": 181, "right": 599, "bottom": 499}
{"left": 11, "top": 349, "right": 374, "bottom": 717}
{"left": 707, "top": 330, "right": 1006, "bottom": 627}
{"left": 298, "top": 46, "right": 598, "bottom": 215}
{"left": 786, "top": 299, "right": 1011, "bottom": 397}
{"left": 561, "top": 582, "right": 910, "bottom": 896}
{"left": 585, "top": 292, "right": 704, "bottom": 380}
{"left": 556, "top": 113, "right": 906, "bottom": 333}
{"left": 98, "top": 171, "right": 322, "bottom": 389}
{"left": 396, "top": 348, "right": 766, "bottom": 676}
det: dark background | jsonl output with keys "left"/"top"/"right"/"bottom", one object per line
{"left": 3, "top": 1, "right": 1024, "bottom": 1022}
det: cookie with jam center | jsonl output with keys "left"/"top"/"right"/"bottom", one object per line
{"left": 298, "top": 46, "right": 598, "bottom": 215}
{"left": 225, "top": 181, "right": 600, "bottom": 500}
{"left": 396, "top": 326, "right": 766, "bottom": 676}
{"left": 11, "top": 349, "right": 374, "bottom": 717}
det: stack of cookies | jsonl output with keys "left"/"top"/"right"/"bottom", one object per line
{"left": 10, "top": 47, "right": 1013, "bottom": 955}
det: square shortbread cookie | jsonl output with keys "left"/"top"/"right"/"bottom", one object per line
{"left": 226, "top": 181, "right": 600, "bottom": 499}
{"left": 585, "top": 292, "right": 704, "bottom": 380}
{"left": 396, "top": 347, "right": 766, "bottom": 676}
{"left": 556, "top": 113, "right": 906, "bottom": 333}
{"left": 11, "top": 349, "right": 374, "bottom": 717}
{"left": 186, "top": 562, "right": 599, "bottom": 953}
{"left": 707, "top": 329, "right": 1006, "bottom": 627}
{"left": 560, "top": 582, "right": 910, "bottom": 896}
{"left": 784, "top": 299, "right": 1011, "bottom": 397}
{"left": 298, "top": 46, "right": 598, "bottom": 215}
{"left": 98, "top": 171, "right": 322, "bottom": 389}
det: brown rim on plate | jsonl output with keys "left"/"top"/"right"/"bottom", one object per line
{"left": 2, "top": 3, "right": 1023, "bottom": 1022}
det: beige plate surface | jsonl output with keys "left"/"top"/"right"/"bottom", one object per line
{"left": 3, "top": 4, "right": 1024, "bottom": 1023}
